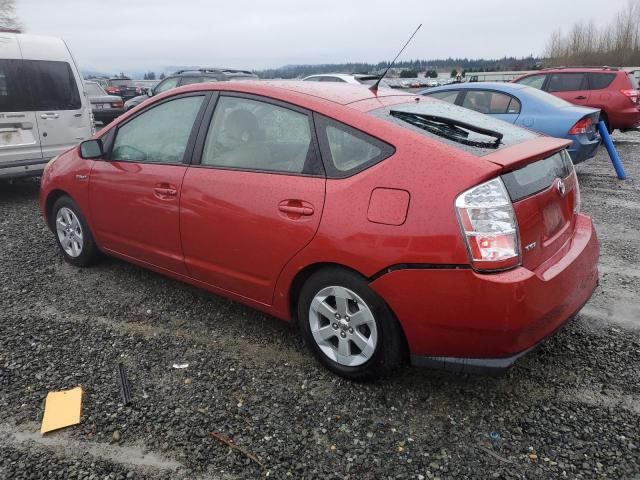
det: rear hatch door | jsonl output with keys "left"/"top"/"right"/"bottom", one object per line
{"left": 486, "top": 142, "right": 579, "bottom": 271}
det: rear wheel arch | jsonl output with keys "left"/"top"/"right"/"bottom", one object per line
{"left": 289, "top": 263, "right": 409, "bottom": 349}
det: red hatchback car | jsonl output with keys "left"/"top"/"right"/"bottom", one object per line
{"left": 513, "top": 67, "right": 640, "bottom": 132}
{"left": 40, "top": 82, "right": 600, "bottom": 379}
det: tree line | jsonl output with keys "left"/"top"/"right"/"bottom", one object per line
{"left": 545, "top": 0, "right": 640, "bottom": 66}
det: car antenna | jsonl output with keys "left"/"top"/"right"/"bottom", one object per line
{"left": 370, "top": 23, "right": 422, "bottom": 92}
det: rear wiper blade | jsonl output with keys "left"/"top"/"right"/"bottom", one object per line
{"left": 390, "top": 110, "right": 503, "bottom": 149}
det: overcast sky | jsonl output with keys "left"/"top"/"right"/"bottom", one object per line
{"left": 16, "top": 0, "right": 631, "bottom": 73}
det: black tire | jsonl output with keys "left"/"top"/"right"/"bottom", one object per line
{"left": 297, "top": 267, "right": 406, "bottom": 381}
{"left": 601, "top": 113, "right": 613, "bottom": 134}
{"left": 50, "top": 195, "right": 100, "bottom": 267}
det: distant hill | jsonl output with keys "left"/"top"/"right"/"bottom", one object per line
{"left": 255, "top": 56, "right": 543, "bottom": 79}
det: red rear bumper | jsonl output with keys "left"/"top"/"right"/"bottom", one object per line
{"left": 370, "top": 214, "right": 599, "bottom": 372}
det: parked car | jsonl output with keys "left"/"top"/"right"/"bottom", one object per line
{"left": 105, "top": 77, "right": 142, "bottom": 101}
{"left": 420, "top": 82, "right": 601, "bottom": 164}
{"left": 84, "top": 81, "right": 124, "bottom": 125}
{"left": 40, "top": 81, "right": 599, "bottom": 380}
{"left": 124, "top": 69, "right": 258, "bottom": 111}
{"left": 0, "top": 33, "right": 92, "bottom": 179}
{"left": 512, "top": 67, "right": 640, "bottom": 132}
{"left": 303, "top": 73, "right": 379, "bottom": 84}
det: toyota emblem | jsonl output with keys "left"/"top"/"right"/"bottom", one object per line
{"left": 556, "top": 178, "right": 566, "bottom": 197}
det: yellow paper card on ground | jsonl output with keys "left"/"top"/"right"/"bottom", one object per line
{"left": 40, "top": 386, "right": 83, "bottom": 434}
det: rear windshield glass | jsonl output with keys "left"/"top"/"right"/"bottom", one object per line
{"left": 369, "top": 100, "right": 538, "bottom": 156}
{"left": 501, "top": 150, "right": 573, "bottom": 202}
{"left": 85, "top": 83, "right": 104, "bottom": 96}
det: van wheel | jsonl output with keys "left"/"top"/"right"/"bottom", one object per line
{"left": 297, "top": 267, "right": 405, "bottom": 380}
{"left": 51, "top": 196, "right": 100, "bottom": 267}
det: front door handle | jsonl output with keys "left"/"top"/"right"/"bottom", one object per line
{"left": 278, "top": 200, "right": 314, "bottom": 218}
{"left": 40, "top": 113, "right": 60, "bottom": 119}
{"left": 575, "top": 95, "right": 587, "bottom": 100}
{"left": 153, "top": 183, "right": 178, "bottom": 199}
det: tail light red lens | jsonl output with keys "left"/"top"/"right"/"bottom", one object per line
{"left": 568, "top": 117, "right": 592, "bottom": 135}
{"left": 455, "top": 178, "right": 520, "bottom": 271}
{"left": 111, "top": 100, "right": 123, "bottom": 108}
{"left": 106, "top": 86, "right": 118, "bottom": 94}
{"left": 620, "top": 89, "right": 639, "bottom": 105}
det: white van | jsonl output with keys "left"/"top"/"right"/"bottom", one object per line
{"left": 0, "top": 33, "right": 92, "bottom": 179}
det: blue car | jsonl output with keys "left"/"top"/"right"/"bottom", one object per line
{"left": 419, "top": 82, "right": 601, "bottom": 163}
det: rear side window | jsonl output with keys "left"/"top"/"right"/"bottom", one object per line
{"left": 27, "top": 60, "right": 81, "bottom": 110}
{"left": 627, "top": 73, "right": 639, "bottom": 89}
{"left": 546, "top": 73, "right": 587, "bottom": 92}
{"left": 0, "top": 59, "right": 31, "bottom": 111}
{"left": 426, "top": 90, "right": 459, "bottom": 103}
{"left": 587, "top": 73, "right": 615, "bottom": 90}
{"left": 315, "top": 114, "right": 394, "bottom": 178}
{"left": 516, "top": 74, "right": 546, "bottom": 90}
{"left": 462, "top": 91, "right": 521, "bottom": 114}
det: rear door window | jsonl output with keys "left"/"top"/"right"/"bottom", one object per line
{"left": 516, "top": 74, "right": 546, "bottom": 90}
{"left": 546, "top": 73, "right": 587, "bottom": 92}
{"left": 462, "top": 90, "right": 521, "bottom": 114}
{"left": 0, "top": 59, "right": 31, "bottom": 111}
{"left": 201, "top": 96, "right": 321, "bottom": 175}
{"left": 26, "top": 60, "right": 81, "bottom": 110}
{"left": 587, "top": 73, "right": 615, "bottom": 90}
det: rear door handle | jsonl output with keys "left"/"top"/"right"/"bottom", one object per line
{"left": 575, "top": 96, "right": 587, "bottom": 100}
{"left": 40, "top": 113, "right": 60, "bottom": 119}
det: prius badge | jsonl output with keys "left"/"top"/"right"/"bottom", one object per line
{"left": 556, "top": 178, "right": 566, "bottom": 197}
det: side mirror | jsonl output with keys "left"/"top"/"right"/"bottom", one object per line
{"left": 79, "top": 139, "right": 104, "bottom": 159}
{"left": 146, "top": 87, "right": 154, "bottom": 96}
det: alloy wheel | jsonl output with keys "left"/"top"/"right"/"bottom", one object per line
{"left": 55, "top": 207, "right": 84, "bottom": 258}
{"left": 308, "top": 286, "right": 378, "bottom": 367}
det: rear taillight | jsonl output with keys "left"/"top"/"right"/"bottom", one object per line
{"left": 568, "top": 117, "right": 591, "bottom": 135}
{"left": 106, "top": 86, "right": 118, "bottom": 94}
{"left": 455, "top": 177, "right": 520, "bottom": 271}
{"left": 573, "top": 170, "right": 581, "bottom": 214}
{"left": 111, "top": 100, "right": 123, "bottom": 108}
{"left": 620, "top": 88, "right": 639, "bottom": 105}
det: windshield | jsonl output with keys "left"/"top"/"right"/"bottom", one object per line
{"left": 370, "top": 100, "right": 538, "bottom": 156}
{"left": 85, "top": 82, "right": 105, "bottom": 96}
{"left": 108, "top": 79, "right": 134, "bottom": 87}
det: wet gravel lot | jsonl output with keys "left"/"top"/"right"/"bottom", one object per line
{"left": 1, "top": 132, "right": 639, "bottom": 479}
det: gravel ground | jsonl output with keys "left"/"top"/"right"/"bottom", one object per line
{"left": 1, "top": 132, "right": 639, "bottom": 480}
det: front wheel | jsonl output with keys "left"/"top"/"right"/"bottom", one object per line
{"left": 51, "top": 196, "right": 100, "bottom": 267}
{"left": 297, "top": 267, "right": 405, "bottom": 380}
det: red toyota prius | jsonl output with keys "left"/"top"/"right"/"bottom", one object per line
{"left": 40, "top": 81, "right": 599, "bottom": 379}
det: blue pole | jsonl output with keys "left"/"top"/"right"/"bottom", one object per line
{"left": 597, "top": 120, "right": 626, "bottom": 180}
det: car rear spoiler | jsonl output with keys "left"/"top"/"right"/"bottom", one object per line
{"left": 482, "top": 137, "right": 572, "bottom": 171}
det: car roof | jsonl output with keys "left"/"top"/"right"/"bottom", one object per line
{"left": 528, "top": 67, "right": 621, "bottom": 74}
{"left": 157, "top": 80, "right": 413, "bottom": 109}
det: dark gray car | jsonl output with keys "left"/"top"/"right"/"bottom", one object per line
{"left": 124, "top": 68, "right": 258, "bottom": 111}
{"left": 85, "top": 81, "right": 124, "bottom": 125}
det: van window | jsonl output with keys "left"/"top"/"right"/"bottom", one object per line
{"left": 26, "top": 60, "right": 81, "bottom": 110}
{"left": 0, "top": 59, "right": 31, "bottom": 111}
